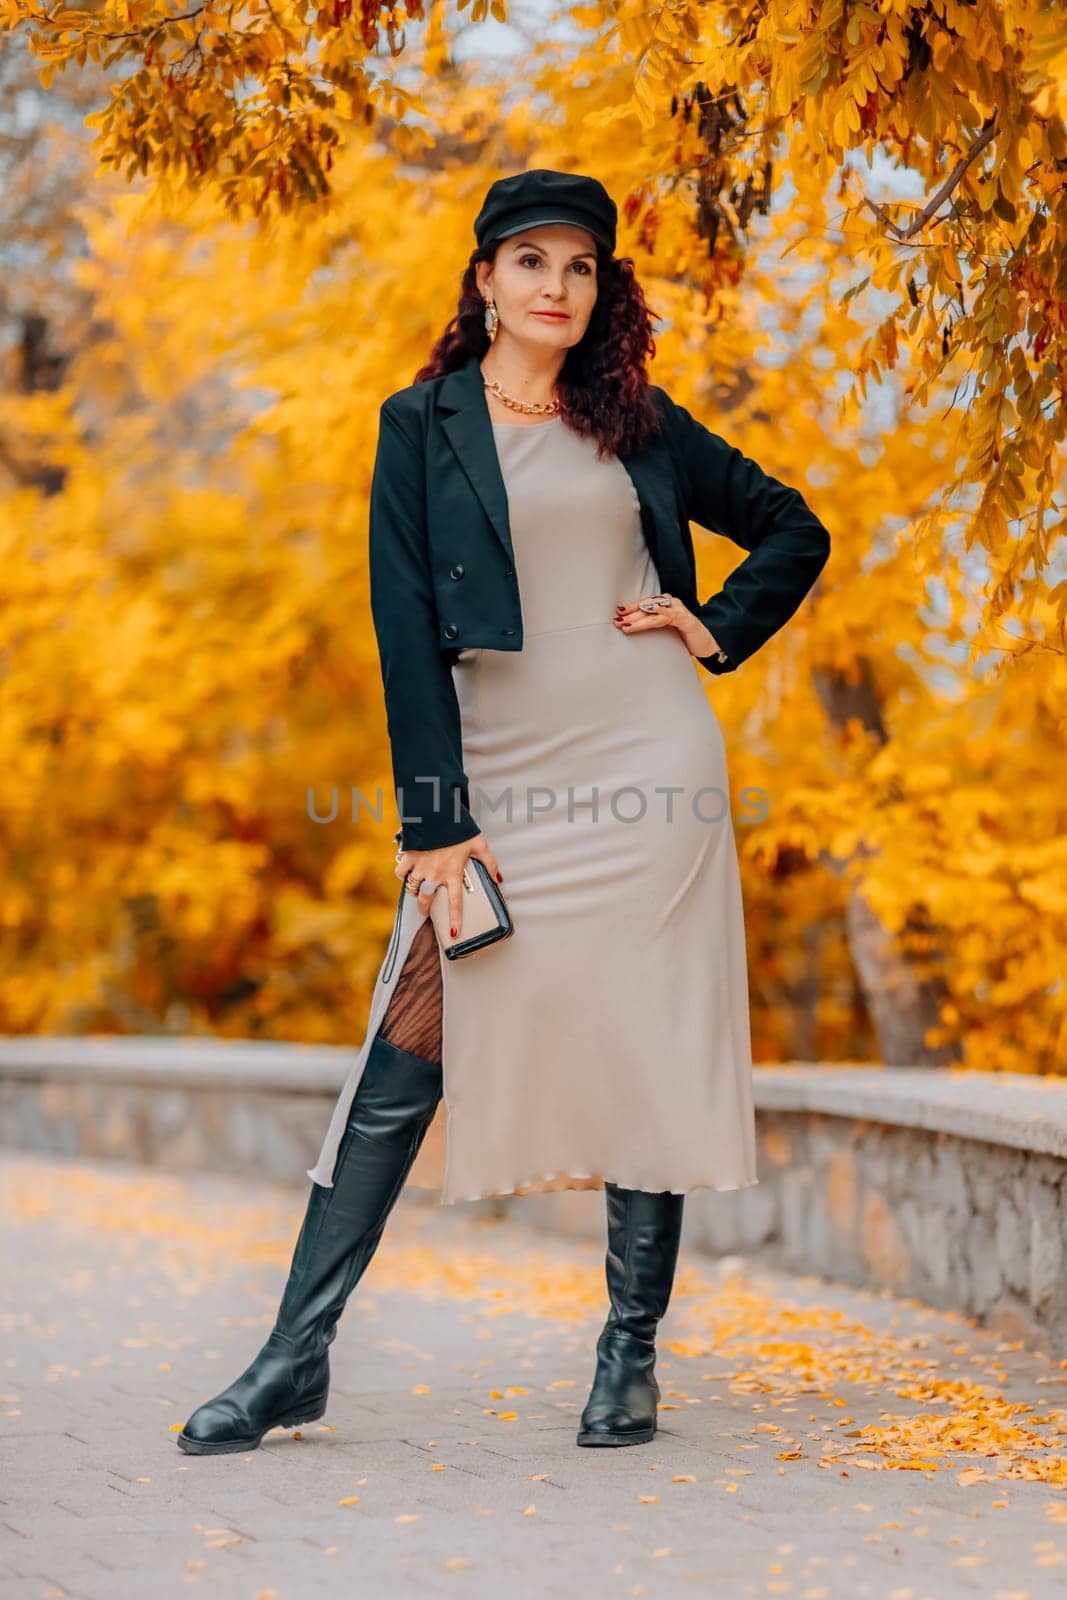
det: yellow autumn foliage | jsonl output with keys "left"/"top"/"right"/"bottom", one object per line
{"left": 0, "top": 4, "right": 1063, "bottom": 1070}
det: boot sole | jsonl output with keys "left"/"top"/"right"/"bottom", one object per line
{"left": 176, "top": 1396, "right": 328, "bottom": 1455}
{"left": 576, "top": 1425, "right": 656, "bottom": 1447}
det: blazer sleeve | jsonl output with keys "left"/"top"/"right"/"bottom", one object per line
{"left": 659, "top": 392, "right": 831, "bottom": 676}
{"left": 368, "top": 399, "right": 482, "bottom": 853}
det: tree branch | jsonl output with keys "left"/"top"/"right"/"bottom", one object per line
{"left": 861, "top": 115, "right": 998, "bottom": 241}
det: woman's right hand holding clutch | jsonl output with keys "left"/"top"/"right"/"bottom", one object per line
{"left": 395, "top": 834, "right": 504, "bottom": 940}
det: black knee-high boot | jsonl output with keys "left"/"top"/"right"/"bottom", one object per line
{"left": 177, "top": 1033, "right": 442, "bottom": 1455}
{"left": 576, "top": 1181, "right": 685, "bottom": 1447}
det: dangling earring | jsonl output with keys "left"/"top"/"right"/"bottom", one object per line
{"left": 483, "top": 297, "right": 499, "bottom": 343}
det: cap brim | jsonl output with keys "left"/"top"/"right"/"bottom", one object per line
{"left": 490, "top": 214, "right": 611, "bottom": 250}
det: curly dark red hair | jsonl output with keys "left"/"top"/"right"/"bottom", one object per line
{"left": 413, "top": 241, "right": 665, "bottom": 460}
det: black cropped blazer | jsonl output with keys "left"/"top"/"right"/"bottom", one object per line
{"left": 369, "top": 352, "right": 831, "bottom": 852}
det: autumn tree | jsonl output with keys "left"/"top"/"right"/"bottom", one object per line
{"left": 1, "top": 1, "right": 1064, "bottom": 1069}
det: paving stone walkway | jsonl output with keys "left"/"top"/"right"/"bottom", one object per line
{"left": 1, "top": 1150, "right": 1065, "bottom": 1599}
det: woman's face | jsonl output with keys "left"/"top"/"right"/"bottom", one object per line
{"left": 476, "top": 223, "right": 599, "bottom": 353}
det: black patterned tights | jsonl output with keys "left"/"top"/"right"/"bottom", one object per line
{"left": 377, "top": 915, "right": 443, "bottom": 1063}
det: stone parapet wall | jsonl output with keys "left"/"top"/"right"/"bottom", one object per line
{"left": 1, "top": 1041, "right": 1063, "bottom": 1356}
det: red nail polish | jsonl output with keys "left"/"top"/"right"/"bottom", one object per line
{"left": 450, "top": 926, "right": 458, "bottom": 937}
{"left": 496, "top": 871, "right": 503, "bottom": 883}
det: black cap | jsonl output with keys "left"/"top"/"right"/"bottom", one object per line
{"left": 474, "top": 169, "right": 617, "bottom": 255}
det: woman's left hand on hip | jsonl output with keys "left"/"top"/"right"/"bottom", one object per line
{"left": 613, "top": 593, "right": 721, "bottom": 658}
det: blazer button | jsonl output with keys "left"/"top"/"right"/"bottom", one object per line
{"left": 444, "top": 623, "right": 460, "bottom": 640}
{"left": 501, "top": 627, "right": 516, "bottom": 637}
{"left": 449, "top": 563, "right": 465, "bottom": 580}
{"left": 504, "top": 568, "right": 515, "bottom": 579}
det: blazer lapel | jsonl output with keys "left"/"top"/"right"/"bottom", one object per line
{"left": 619, "top": 429, "right": 696, "bottom": 605}
{"left": 438, "top": 358, "right": 516, "bottom": 567}
{"left": 435, "top": 353, "right": 694, "bottom": 603}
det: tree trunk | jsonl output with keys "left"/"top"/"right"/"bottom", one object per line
{"left": 813, "top": 658, "right": 962, "bottom": 1067}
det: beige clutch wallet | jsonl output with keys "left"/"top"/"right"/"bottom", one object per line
{"left": 392, "top": 828, "right": 514, "bottom": 961}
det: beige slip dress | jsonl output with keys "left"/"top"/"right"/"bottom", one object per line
{"left": 309, "top": 412, "right": 759, "bottom": 1205}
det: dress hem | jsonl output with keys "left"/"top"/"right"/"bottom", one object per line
{"left": 435, "top": 1170, "right": 761, "bottom": 1207}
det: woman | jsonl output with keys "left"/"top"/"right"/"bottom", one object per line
{"left": 178, "top": 168, "right": 831, "bottom": 1457}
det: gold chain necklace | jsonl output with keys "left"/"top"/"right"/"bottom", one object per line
{"left": 482, "top": 374, "right": 560, "bottom": 416}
